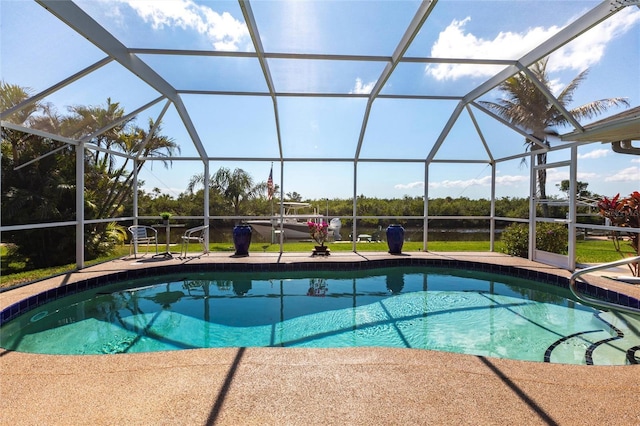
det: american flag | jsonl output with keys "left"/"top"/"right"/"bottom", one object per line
{"left": 267, "top": 165, "right": 274, "bottom": 200}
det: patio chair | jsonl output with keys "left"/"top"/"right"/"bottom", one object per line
{"left": 128, "top": 225, "right": 158, "bottom": 258}
{"left": 180, "top": 225, "right": 209, "bottom": 257}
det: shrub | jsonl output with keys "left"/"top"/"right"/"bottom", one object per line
{"left": 500, "top": 223, "right": 529, "bottom": 257}
{"left": 536, "top": 222, "right": 568, "bottom": 255}
{"left": 500, "top": 222, "right": 568, "bottom": 258}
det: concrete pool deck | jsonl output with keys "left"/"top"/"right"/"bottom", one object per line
{"left": 1, "top": 251, "right": 639, "bottom": 425}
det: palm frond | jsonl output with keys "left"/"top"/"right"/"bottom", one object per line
{"left": 568, "top": 98, "right": 630, "bottom": 121}
{"left": 556, "top": 68, "right": 589, "bottom": 107}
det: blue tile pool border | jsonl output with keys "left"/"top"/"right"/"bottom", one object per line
{"left": 2, "top": 257, "right": 638, "bottom": 325}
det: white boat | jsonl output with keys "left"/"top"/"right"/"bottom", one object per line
{"left": 247, "top": 202, "right": 341, "bottom": 242}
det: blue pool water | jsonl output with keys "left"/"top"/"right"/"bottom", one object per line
{"left": 2, "top": 267, "right": 639, "bottom": 365}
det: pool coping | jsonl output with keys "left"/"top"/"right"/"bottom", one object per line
{"left": 2, "top": 251, "right": 640, "bottom": 425}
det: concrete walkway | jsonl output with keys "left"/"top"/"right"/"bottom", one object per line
{"left": 1, "top": 252, "right": 639, "bottom": 425}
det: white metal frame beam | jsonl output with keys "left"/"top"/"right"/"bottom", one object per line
{"left": 36, "top": 0, "right": 209, "bottom": 161}
{"left": 0, "top": 57, "right": 113, "bottom": 121}
{"left": 135, "top": 100, "right": 173, "bottom": 160}
{"left": 1, "top": 121, "right": 135, "bottom": 160}
{"left": 431, "top": 0, "right": 626, "bottom": 165}
{"left": 463, "top": 0, "right": 625, "bottom": 105}
{"left": 80, "top": 96, "right": 166, "bottom": 143}
{"left": 470, "top": 102, "right": 547, "bottom": 150}
{"left": 239, "top": 0, "right": 284, "bottom": 160}
{"left": 517, "top": 65, "right": 584, "bottom": 132}
{"left": 354, "top": 0, "right": 438, "bottom": 160}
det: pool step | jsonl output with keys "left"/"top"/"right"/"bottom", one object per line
{"left": 546, "top": 310, "right": 640, "bottom": 365}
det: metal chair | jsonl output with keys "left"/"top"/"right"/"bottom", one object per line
{"left": 180, "top": 225, "right": 209, "bottom": 257}
{"left": 128, "top": 225, "right": 158, "bottom": 258}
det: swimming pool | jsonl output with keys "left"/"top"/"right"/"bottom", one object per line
{"left": 2, "top": 267, "right": 639, "bottom": 365}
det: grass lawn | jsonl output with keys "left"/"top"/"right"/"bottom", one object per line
{"left": 1, "top": 238, "right": 633, "bottom": 289}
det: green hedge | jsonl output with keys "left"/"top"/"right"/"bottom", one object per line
{"left": 500, "top": 222, "right": 568, "bottom": 258}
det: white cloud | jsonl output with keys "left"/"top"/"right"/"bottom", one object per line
{"left": 425, "top": 174, "right": 527, "bottom": 190}
{"left": 494, "top": 174, "right": 528, "bottom": 186}
{"left": 120, "top": 0, "right": 249, "bottom": 51}
{"left": 426, "top": 17, "right": 561, "bottom": 81}
{"left": 578, "top": 149, "right": 610, "bottom": 160}
{"left": 547, "top": 169, "right": 599, "bottom": 183}
{"left": 604, "top": 166, "right": 640, "bottom": 183}
{"left": 547, "top": 169, "right": 568, "bottom": 182}
{"left": 425, "top": 8, "right": 640, "bottom": 81}
{"left": 577, "top": 172, "right": 599, "bottom": 180}
{"left": 429, "top": 176, "right": 490, "bottom": 189}
{"left": 548, "top": 7, "right": 640, "bottom": 73}
{"left": 394, "top": 181, "right": 424, "bottom": 190}
{"left": 350, "top": 78, "right": 375, "bottom": 95}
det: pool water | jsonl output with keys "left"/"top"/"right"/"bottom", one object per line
{"left": 2, "top": 267, "right": 639, "bottom": 365}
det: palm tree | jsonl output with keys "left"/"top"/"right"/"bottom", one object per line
{"left": 479, "top": 59, "right": 628, "bottom": 216}
{"left": 92, "top": 117, "right": 180, "bottom": 219}
{"left": 62, "top": 98, "right": 131, "bottom": 172}
{"left": 0, "top": 81, "right": 37, "bottom": 124}
{"left": 188, "top": 167, "right": 262, "bottom": 216}
{"left": 42, "top": 99, "right": 180, "bottom": 220}
{"left": 0, "top": 81, "right": 39, "bottom": 162}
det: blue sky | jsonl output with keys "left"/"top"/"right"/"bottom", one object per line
{"left": 1, "top": 0, "right": 638, "bottom": 201}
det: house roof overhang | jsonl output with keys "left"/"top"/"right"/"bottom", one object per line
{"left": 560, "top": 106, "right": 640, "bottom": 143}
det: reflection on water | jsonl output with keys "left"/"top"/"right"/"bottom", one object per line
{"left": 307, "top": 278, "right": 327, "bottom": 297}
{"left": 233, "top": 279, "right": 252, "bottom": 296}
{"left": 386, "top": 270, "right": 404, "bottom": 294}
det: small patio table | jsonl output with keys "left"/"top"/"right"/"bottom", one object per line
{"left": 152, "top": 223, "right": 185, "bottom": 259}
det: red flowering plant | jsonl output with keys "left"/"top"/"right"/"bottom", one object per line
{"left": 307, "top": 220, "right": 329, "bottom": 247}
{"left": 597, "top": 191, "right": 640, "bottom": 276}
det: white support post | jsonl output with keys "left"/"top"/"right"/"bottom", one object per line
{"left": 353, "top": 161, "right": 358, "bottom": 252}
{"left": 490, "top": 162, "right": 496, "bottom": 252}
{"left": 132, "top": 160, "right": 138, "bottom": 224}
{"left": 568, "top": 146, "right": 577, "bottom": 270}
{"left": 132, "top": 159, "right": 139, "bottom": 254}
{"left": 76, "top": 141, "right": 85, "bottom": 269}
{"left": 279, "top": 161, "right": 284, "bottom": 252}
{"left": 529, "top": 153, "right": 536, "bottom": 261}
{"left": 203, "top": 161, "right": 210, "bottom": 253}
{"left": 423, "top": 162, "right": 429, "bottom": 251}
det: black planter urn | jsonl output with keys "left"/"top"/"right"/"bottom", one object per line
{"left": 233, "top": 225, "right": 252, "bottom": 256}
{"left": 312, "top": 245, "right": 330, "bottom": 256}
{"left": 386, "top": 224, "right": 405, "bottom": 254}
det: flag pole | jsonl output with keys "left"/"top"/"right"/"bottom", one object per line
{"left": 268, "top": 162, "right": 274, "bottom": 243}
